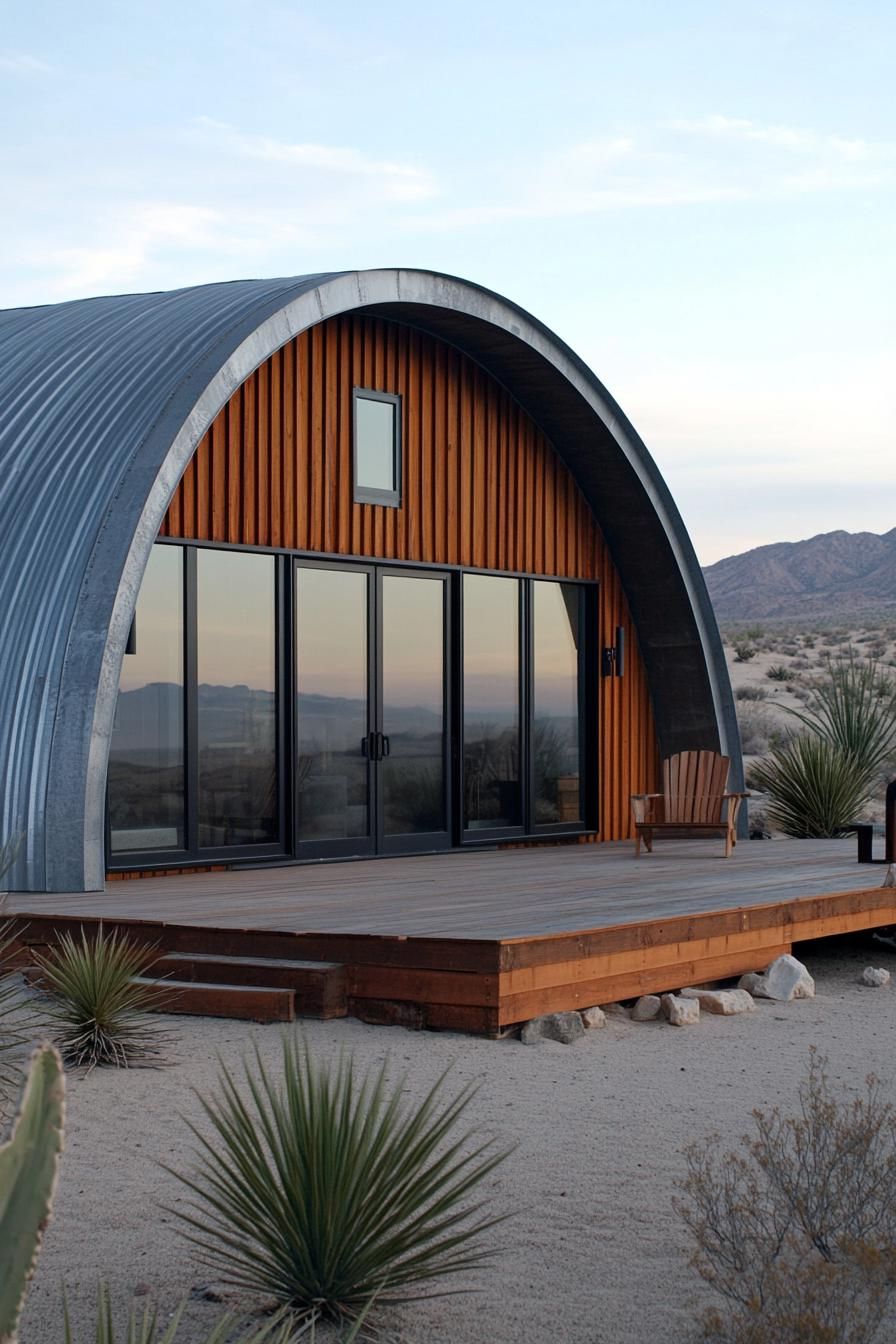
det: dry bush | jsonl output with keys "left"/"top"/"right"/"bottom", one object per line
{"left": 733, "top": 641, "right": 757, "bottom": 663}
{"left": 767, "top": 664, "right": 796, "bottom": 682}
{"left": 736, "top": 686, "right": 769, "bottom": 702}
{"left": 677, "top": 1051, "right": 896, "bottom": 1344}
{"left": 737, "top": 705, "right": 778, "bottom": 757}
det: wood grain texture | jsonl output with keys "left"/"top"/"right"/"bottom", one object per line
{"left": 160, "top": 313, "right": 657, "bottom": 839}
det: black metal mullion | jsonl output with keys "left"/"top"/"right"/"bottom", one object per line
{"left": 184, "top": 545, "right": 199, "bottom": 855}
{"left": 372, "top": 567, "right": 383, "bottom": 851}
{"left": 521, "top": 577, "right": 532, "bottom": 835}
{"left": 277, "top": 556, "right": 292, "bottom": 856}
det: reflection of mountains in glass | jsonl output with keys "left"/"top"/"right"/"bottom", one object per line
{"left": 113, "top": 683, "right": 275, "bottom": 751}
{"left": 298, "top": 693, "right": 442, "bottom": 737}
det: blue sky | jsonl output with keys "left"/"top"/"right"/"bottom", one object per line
{"left": 2, "top": 1, "right": 893, "bottom": 562}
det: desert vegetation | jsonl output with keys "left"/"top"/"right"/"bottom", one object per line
{"left": 723, "top": 623, "right": 896, "bottom": 835}
{"left": 172, "top": 1036, "right": 509, "bottom": 1326}
{"left": 679, "top": 1050, "right": 896, "bottom": 1344}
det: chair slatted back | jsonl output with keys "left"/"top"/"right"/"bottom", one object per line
{"left": 662, "top": 750, "right": 730, "bottom": 824}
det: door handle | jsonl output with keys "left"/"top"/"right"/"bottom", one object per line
{"left": 381, "top": 734, "right": 390, "bottom": 757}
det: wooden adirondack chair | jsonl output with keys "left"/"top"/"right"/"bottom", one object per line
{"left": 630, "top": 750, "right": 748, "bottom": 857}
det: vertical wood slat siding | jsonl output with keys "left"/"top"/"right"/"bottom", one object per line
{"left": 159, "top": 315, "right": 658, "bottom": 839}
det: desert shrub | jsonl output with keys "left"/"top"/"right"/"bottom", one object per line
{"left": 735, "top": 685, "right": 768, "bottom": 702}
{"left": 787, "top": 653, "right": 896, "bottom": 789}
{"left": 677, "top": 1051, "right": 896, "bottom": 1344}
{"left": 742, "top": 625, "right": 765, "bottom": 641}
{"left": 748, "top": 736, "right": 869, "bottom": 836}
{"left": 0, "top": 918, "right": 36, "bottom": 1115}
{"left": 34, "top": 925, "right": 171, "bottom": 1070}
{"left": 62, "top": 1288, "right": 336, "bottom": 1344}
{"left": 172, "top": 1036, "right": 510, "bottom": 1325}
{"left": 767, "top": 664, "right": 796, "bottom": 682}
{"left": 790, "top": 656, "right": 810, "bottom": 670}
{"left": 780, "top": 643, "right": 800, "bottom": 657}
{"left": 733, "top": 642, "right": 757, "bottom": 663}
{"left": 803, "top": 635, "right": 817, "bottom": 649}
{"left": 737, "top": 706, "right": 777, "bottom": 757}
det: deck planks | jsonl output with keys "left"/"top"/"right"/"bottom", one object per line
{"left": 9, "top": 840, "right": 895, "bottom": 1034}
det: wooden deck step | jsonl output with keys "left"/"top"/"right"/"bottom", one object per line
{"left": 154, "top": 953, "right": 347, "bottom": 1019}
{"left": 133, "top": 976, "right": 295, "bottom": 1023}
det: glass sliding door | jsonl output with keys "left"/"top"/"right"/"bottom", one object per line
{"left": 108, "top": 544, "right": 185, "bottom": 855}
{"left": 196, "top": 549, "right": 278, "bottom": 848}
{"left": 379, "top": 571, "right": 449, "bottom": 852}
{"left": 462, "top": 574, "right": 522, "bottom": 835}
{"left": 295, "top": 564, "right": 374, "bottom": 856}
{"left": 532, "top": 581, "right": 584, "bottom": 827}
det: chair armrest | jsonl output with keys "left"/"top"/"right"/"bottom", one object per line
{"left": 723, "top": 792, "right": 751, "bottom": 800}
{"left": 630, "top": 793, "right": 662, "bottom": 824}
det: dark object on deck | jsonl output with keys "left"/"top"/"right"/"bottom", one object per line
{"left": 854, "top": 779, "right": 896, "bottom": 863}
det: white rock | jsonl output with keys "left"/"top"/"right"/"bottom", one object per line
{"left": 680, "top": 987, "right": 756, "bottom": 1015}
{"left": 631, "top": 994, "right": 662, "bottom": 1021}
{"left": 753, "top": 954, "right": 815, "bottom": 1002}
{"left": 738, "top": 972, "right": 764, "bottom": 994}
{"left": 520, "top": 1011, "right": 585, "bottom": 1045}
{"left": 861, "top": 966, "right": 891, "bottom": 988}
{"left": 883, "top": 865, "right": 896, "bottom": 889}
{"left": 581, "top": 1005, "right": 607, "bottom": 1029}
{"left": 662, "top": 993, "right": 700, "bottom": 1026}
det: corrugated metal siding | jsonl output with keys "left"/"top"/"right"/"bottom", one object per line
{"left": 0, "top": 275, "right": 340, "bottom": 887}
{"left": 160, "top": 314, "right": 659, "bottom": 838}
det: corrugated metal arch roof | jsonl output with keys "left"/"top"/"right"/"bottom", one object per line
{"left": 0, "top": 268, "right": 739, "bottom": 891}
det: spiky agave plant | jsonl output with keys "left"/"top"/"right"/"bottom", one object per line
{"left": 62, "top": 1288, "right": 323, "bottom": 1344}
{"left": 749, "top": 734, "right": 870, "bottom": 838}
{"left": 787, "top": 652, "right": 896, "bottom": 789}
{"left": 171, "top": 1036, "right": 511, "bottom": 1325}
{"left": 0, "top": 918, "right": 34, "bottom": 1115}
{"left": 34, "top": 926, "right": 172, "bottom": 1070}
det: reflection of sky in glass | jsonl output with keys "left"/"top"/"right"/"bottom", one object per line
{"left": 356, "top": 397, "right": 395, "bottom": 492}
{"left": 463, "top": 574, "right": 519, "bottom": 714}
{"left": 382, "top": 576, "right": 442, "bottom": 711}
{"left": 534, "top": 581, "right": 579, "bottom": 716}
{"left": 120, "top": 545, "right": 183, "bottom": 691}
{"left": 296, "top": 567, "right": 367, "bottom": 700}
{"left": 197, "top": 550, "right": 275, "bottom": 691}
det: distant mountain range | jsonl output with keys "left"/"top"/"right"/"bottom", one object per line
{"left": 703, "top": 528, "right": 896, "bottom": 622}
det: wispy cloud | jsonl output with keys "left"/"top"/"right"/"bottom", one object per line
{"left": 194, "top": 117, "right": 437, "bottom": 203}
{"left": 0, "top": 50, "right": 51, "bottom": 74}
{"left": 666, "top": 114, "right": 894, "bottom": 163}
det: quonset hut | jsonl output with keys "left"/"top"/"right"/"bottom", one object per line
{"left": 0, "top": 269, "right": 741, "bottom": 893}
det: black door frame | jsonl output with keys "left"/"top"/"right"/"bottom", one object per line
{"left": 293, "top": 558, "right": 453, "bottom": 860}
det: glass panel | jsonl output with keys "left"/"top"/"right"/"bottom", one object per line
{"left": 108, "top": 545, "right": 185, "bottom": 852}
{"left": 463, "top": 574, "right": 521, "bottom": 830}
{"left": 296, "top": 567, "right": 370, "bottom": 843}
{"left": 382, "top": 576, "right": 445, "bottom": 837}
{"left": 197, "top": 550, "right": 277, "bottom": 847}
{"left": 355, "top": 396, "right": 396, "bottom": 492}
{"left": 533, "top": 581, "right": 583, "bottom": 825}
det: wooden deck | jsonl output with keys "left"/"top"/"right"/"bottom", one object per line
{"left": 9, "top": 839, "right": 895, "bottom": 1034}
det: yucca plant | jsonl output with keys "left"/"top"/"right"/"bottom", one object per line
{"left": 34, "top": 926, "right": 172, "bottom": 1071}
{"left": 0, "top": 918, "right": 34, "bottom": 1115}
{"left": 787, "top": 653, "right": 896, "bottom": 787}
{"left": 171, "top": 1036, "right": 510, "bottom": 1325}
{"left": 749, "top": 735, "right": 870, "bottom": 838}
{"left": 62, "top": 1288, "right": 330, "bottom": 1344}
{"left": 62, "top": 1287, "right": 373, "bottom": 1344}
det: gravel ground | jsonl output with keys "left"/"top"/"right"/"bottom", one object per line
{"left": 18, "top": 930, "right": 896, "bottom": 1344}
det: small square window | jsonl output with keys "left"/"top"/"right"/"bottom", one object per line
{"left": 353, "top": 388, "right": 401, "bottom": 506}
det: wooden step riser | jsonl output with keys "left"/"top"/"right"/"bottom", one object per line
{"left": 153, "top": 955, "right": 347, "bottom": 1019}
{"left": 23, "top": 968, "right": 296, "bottom": 1024}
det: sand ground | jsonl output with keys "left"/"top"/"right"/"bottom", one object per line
{"left": 17, "top": 929, "right": 896, "bottom": 1344}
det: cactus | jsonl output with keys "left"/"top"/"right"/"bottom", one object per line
{"left": 0, "top": 1044, "right": 65, "bottom": 1344}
